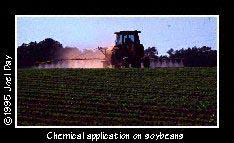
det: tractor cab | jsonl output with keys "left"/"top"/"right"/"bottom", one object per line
{"left": 98, "top": 30, "right": 145, "bottom": 68}
{"left": 115, "top": 30, "right": 141, "bottom": 47}
{"left": 111, "top": 30, "right": 144, "bottom": 68}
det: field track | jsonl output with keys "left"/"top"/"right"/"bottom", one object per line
{"left": 17, "top": 68, "right": 217, "bottom": 126}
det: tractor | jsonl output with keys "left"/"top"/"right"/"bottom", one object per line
{"left": 34, "top": 30, "right": 148, "bottom": 68}
{"left": 98, "top": 30, "right": 145, "bottom": 68}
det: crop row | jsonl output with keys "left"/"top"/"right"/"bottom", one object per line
{"left": 17, "top": 68, "right": 217, "bottom": 126}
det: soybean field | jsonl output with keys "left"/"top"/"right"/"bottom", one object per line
{"left": 17, "top": 68, "right": 217, "bottom": 126}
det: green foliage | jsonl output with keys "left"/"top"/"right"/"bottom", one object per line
{"left": 17, "top": 68, "right": 217, "bottom": 126}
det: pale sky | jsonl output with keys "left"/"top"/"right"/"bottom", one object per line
{"left": 17, "top": 16, "right": 217, "bottom": 55}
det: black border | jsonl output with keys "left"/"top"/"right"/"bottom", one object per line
{"left": 1, "top": 4, "right": 225, "bottom": 142}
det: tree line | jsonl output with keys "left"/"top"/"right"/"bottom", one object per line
{"left": 17, "top": 38, "right": 103, "bottom": 68}
{"left": 144, "top": 46, "right": 217, "bottom": 67}
{"left": 17, "top": 38, "right": 217, "bottom": 68}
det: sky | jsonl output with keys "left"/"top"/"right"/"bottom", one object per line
{"left": 17, "top": 16, "right": 218, "bottom": 55}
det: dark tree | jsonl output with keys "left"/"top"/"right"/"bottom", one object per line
{"left": 17, "top": 38, "right": 63, "bottom": 68}
{"left": 167, "top": 48, "right": 174, "bottom": 57}
{"left": 143, "top": 47, "right": 159, "bottom": 68}
{"left": 167, "top": 46, "right": 217, "bottom": 67}
{"left": 144, "top": 47, "right": 158, "bottom": 59}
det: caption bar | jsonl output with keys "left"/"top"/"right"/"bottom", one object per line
{"left": 47, "top": 131, "right": 183, "bottom": 141}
